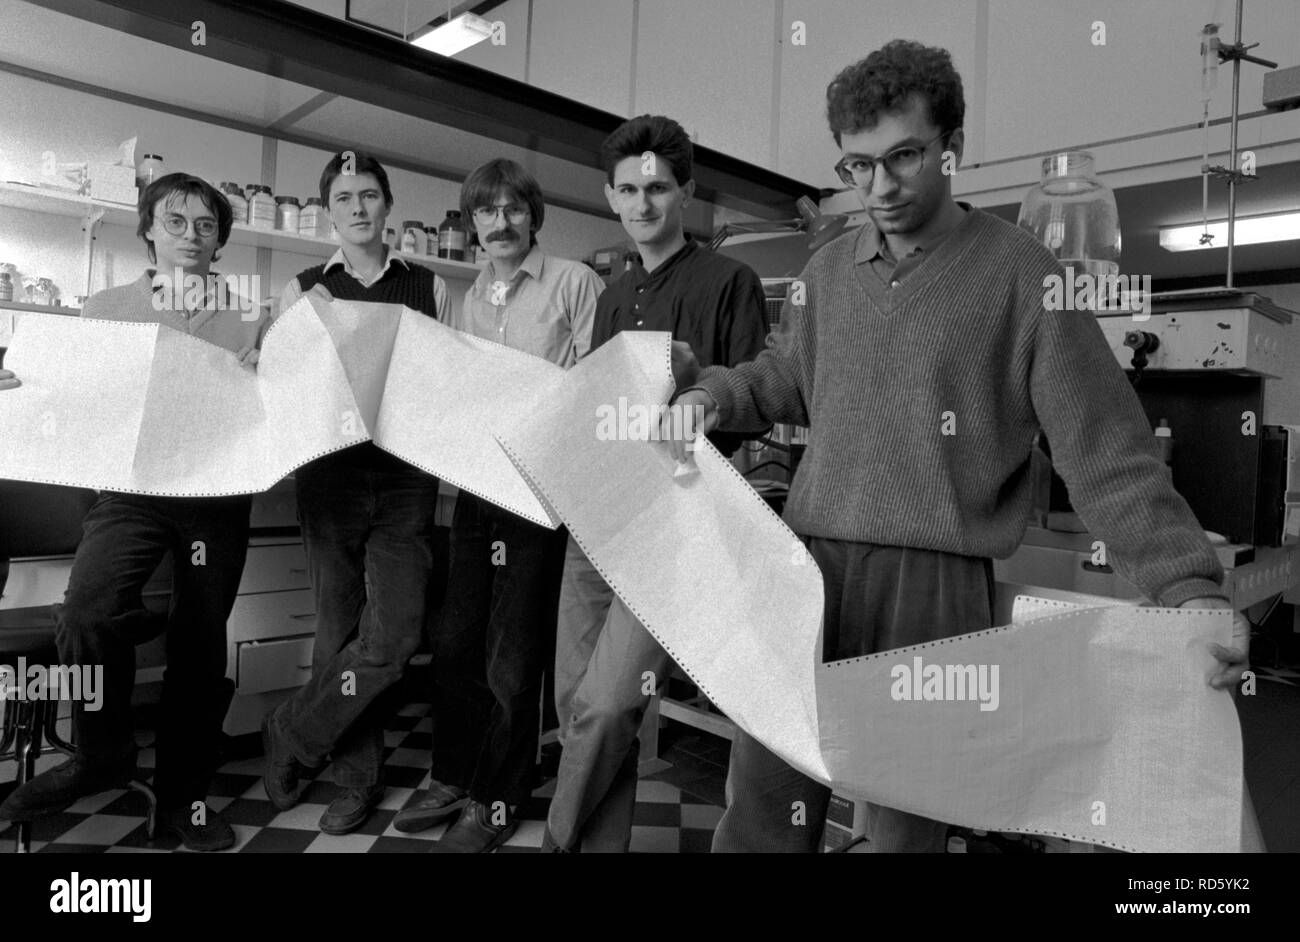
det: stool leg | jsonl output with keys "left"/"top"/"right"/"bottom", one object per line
{"left": 126, "top": 780, "right": 157, "bottom": 840}
{"left": 12, "top": 700, "right": 47, "bottom": 854}
{"left": 41, "top": 693, "right": 75, "bottom": 757}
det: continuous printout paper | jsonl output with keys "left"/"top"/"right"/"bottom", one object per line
{"left": 0, "top": 298, "right": 560, "bottom": 525}
{"left": 0, "top": 304, "right": 1243, "bottom": 851}
{"left": 495, "top": 330, "right": 1243, "bottom": 854}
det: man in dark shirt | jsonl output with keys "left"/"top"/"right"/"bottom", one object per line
{"left": 541, "top": 114, "right": 768, "bottom": 852}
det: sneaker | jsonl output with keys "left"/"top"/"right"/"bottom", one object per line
{"left": 392, "top": 781, "right": 469, "bottom": 833}
{"left": 319, "top": 784, "right": 385, "bottom": 835}
{"left": 159, "top": 804, "right": 236, "bottom": 852}
{"left": 431, "top": 799, "right": 518, "bottom": 853}
{"left": 0, "top": 752, "right": 136, "bottom": 822}
{"left": 261, "top": 712, "right": 303, "bottom": 812}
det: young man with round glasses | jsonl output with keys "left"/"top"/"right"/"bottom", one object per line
{"left": 665, "top": 40, "right": 1248, "bottom": 852}
{"left": 391, "top": 157, "right": 603, "bottom": 852}
{"left": 0, "top": 173, "right": 269, "bottom": 851}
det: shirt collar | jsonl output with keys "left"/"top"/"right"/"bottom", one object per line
{"left": 854, "top": 202, "right": 972, "bottom": 265}
{"left": 472, "top": 244, "right": 544, "bottom": 296}
{"left": 632, "top": 237, "right": 697, "bottom": 285}
{"left": 323, "top": 246, "right": 409, "bottom": 280}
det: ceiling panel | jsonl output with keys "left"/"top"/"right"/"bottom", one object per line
{"left": 0, "top": 0, "right": 324, "bottom": 126}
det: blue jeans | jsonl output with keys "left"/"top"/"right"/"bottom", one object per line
{"left": 274, "top": 457, "right": 440, "bottom": 789}
{"left": 545, "top": 538, "right": 672, "bottom": 851}
{"left": 711, "top": 538, "right": 994, "bottom": 853}
{"left": 429, "top": 492, "right": 567, "bottom": 806}
{"left": 57, "top": 492, "right": 249, "bottom": 808}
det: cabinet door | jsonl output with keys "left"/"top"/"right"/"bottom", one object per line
{"left": 226, "top": 589, "right": 316, "bottom": 645}
{"left": 238, "top": 543, "right": 312, "bottom": 596}
{"left": 236, "top": 634, "right": 316, "bottom": 695}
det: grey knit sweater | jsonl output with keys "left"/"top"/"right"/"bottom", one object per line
{"left": 695, "top": 207, "right": 1224, "bottom": 608}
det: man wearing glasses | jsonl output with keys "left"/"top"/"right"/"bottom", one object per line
{"left": 0, "top": 173, "right": 268, "bottom": 851}
{"left": 665, "top": 40, "right": 1247, "bottom": 852}
{"left": 392, "top": 158, "right": 602, "bottom": 852}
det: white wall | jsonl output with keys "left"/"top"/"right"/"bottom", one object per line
{"left": 320, "top": 0, "right": 1300, "bottom": 198}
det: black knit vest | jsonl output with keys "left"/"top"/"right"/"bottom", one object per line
{"left": 296, "top": 260, "right": 440, "bottom": 319}
{"left": 294, "top": 259, "right": 441, "bottom": 476}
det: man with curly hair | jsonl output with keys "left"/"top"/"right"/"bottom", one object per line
{"left": 665, "top": 39, "right": 1250, "bottom": 852}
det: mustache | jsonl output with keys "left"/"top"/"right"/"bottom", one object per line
{"left": 485, "top": 230, "right": 519, "bottom": 242}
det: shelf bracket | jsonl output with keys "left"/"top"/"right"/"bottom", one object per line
{"left": 80, "top": 206, "right": 105, "bottom": 302}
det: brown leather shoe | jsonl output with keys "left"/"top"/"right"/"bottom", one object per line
{"left": 431, "top": 799, "right": 518, "bottom": 853}
{"left": 158, "top": 804, "right": 236, "bottom": 852}
{"left": 392, "top": 781, "right": 468, "bottom": 833}
{"left": 319, "top": 784, "right": 386, "bottom": 835}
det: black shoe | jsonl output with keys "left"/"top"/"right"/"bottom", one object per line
{"left": 431, "top": 799, "right": 518, "bottom": 853}
{"left": 261, "top": 713, "right": 302, "bottom": 812}
{"left": 0, "top": 752, "right": 136, "bottom": 822}
{"left": 392, "top": 781, "right": 469, "bottom": 834}
{"left": 319, "top": 784, "right": 385, "bottom": 835}
{"left": 158, "top": 804, "right": 236, "bottom": 852}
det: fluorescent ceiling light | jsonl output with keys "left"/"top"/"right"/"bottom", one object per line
{"left": 411, "top": 13, "right": 493, "bottom": 56}
{"left": 1159, "top": 211, "right": 1300, "bottom": 251}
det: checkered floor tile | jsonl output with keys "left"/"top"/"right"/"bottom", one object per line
{"left": 1, "top": 702, "right": 725, "bottom": 853}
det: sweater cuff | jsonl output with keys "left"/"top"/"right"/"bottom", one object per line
{"left": 1156, "top": 577, "right": 1229, "bottom": 608}
{"left": 694, "top": 368, "right": 738, "bottom": 427}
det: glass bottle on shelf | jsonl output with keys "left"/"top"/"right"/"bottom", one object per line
{"left": 221, "top": 183, "right": 248, "bottom": 225}
{"left": 136, "top": 153, "right": 165, "bottom": 188}
{"left": 0, "top": 271, "right": 12, "bottom": 302}
{"left": 248, "top": 186, "right": 276, "bottom": 230}
{"left": 1017, "top": 151, "right": 1121, "bottom": 286}
{"left": 437, "top": 210, "right": 467, "bottom": 261}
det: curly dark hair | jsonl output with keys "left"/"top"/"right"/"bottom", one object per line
{"left": 826, "top": 40, "right": 965, "bottom": 146}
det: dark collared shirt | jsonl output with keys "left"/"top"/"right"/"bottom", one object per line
{"left": 591, "top": 238, "right": 768, "bottom": 455}
{"left": 856, "top": 202, "right": 969, "bottom": 296}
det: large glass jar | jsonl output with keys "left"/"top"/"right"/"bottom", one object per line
{"left": 1017, "top": 151, "right": 1120, "bottom": 282}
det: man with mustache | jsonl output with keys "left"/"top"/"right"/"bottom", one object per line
{"left": 393, "top": 158, "right": 603, "bottom": 852}
{"left": 664, "top": 40, "right": 1252, "bottom": 852}
{"left": 261, "top": 150, "right": 449, "bottom": 836}
{"left": 541, "top": 115, "right": 769, "bottom": 852}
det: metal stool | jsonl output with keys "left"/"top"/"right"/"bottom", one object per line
{"left": 0, "top": 609, "right": 157, "bottom": 854}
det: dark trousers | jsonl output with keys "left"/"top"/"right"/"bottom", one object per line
{"left": 430, "top": 492, "right": 567, "bottom": 807}
{"left": 275, "top": 460, "right": 439, "bottom": 789}
{"left": 712, "top": 538, "right": 995, "bottom": 853}
{"left": 56, "top": 492, "right": 250, "bottom": 808}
